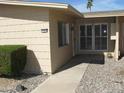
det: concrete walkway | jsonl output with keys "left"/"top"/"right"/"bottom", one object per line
{"left": 32, "top": 56, "right": 88, "bottom": 93}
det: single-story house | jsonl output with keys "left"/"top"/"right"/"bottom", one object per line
{"left": 0, "top": 1, "right": 124, "bottom": 74}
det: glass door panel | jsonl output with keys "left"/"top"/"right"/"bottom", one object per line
{"left": 87, "top": 37, "right": 92, "bottom": 50}
{"left": 101, "top": 37, "right": 107, "bottom": 49}
{"left": 80, "top": 25, "right": 86, "bottom": 49}
{"left": 87, "top": 25, "right": 92, "bottom": 36}
{"left": 94, "top": 25, "right": 101, "bottom": 50}
{"left": 80, "top": 25, "right": 85, "bottom": 36}
{"left": 101, "top": 24, "right": 107, "bottom": 36}
{"left": 80, "top": 24, "right": 108, "bottom": 51}
{"left": 80, "top": 25, "right": 92, "bottom": 50}
{"left": 94, "top": 24, "right": 108, "bottom": 50}
{"left": 80, "top": 37, "right": 86, "bottom": 49}
{"left": 95, "top": 25, "right": 100, "bottom": 36}
{"left": 95, "top": 37, "right": 101, "bottom": 50}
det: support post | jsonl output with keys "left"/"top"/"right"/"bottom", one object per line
{"left": 115, "top": 17, "right": 120, "bottom": 61}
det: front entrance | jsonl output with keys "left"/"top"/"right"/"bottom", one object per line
{"left": 80, "top": 24, "right": 108, "bottom": 51}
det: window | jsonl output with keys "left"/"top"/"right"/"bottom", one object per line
{"left": 80, "top": 24, "right": 108, "bottom": 50}
{"left": 94, "top": 24, "right": 107, "bottom": 50}
{"left": 80, "top": 24, "right": 92, "bottom": 50}
{"left": 58, "top": 22, "right": 70, "bottom": 47}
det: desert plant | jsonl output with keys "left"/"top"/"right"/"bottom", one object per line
{"left": 0, "top": 45, "right": 27, "bottom": 76}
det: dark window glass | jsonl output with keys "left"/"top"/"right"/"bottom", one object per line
{"left": 80, "top": 24, "right": 107, "bottom": 50}
{"left": 95, "top": 25, "right": 100, "bottom": 36}
{"left": 58, "top": 22, "right": 70, "bottom": 47}
{"left": 63, "top": 24, "right": 66, "bottom": 45}
{"left": 101, "top": 37, "right": 107, "bottom": 49}
{"left": 58, "top": 22, "right": 63, "bottom": 47}
{"left": 80, "top": 25, "right": 85, "bottom": 36}
{"left": 87, "top": 25, "right": 92, "bottom": 36}
{"left": 87, "top": 37, "right": 92, "bottom": 49}
{"left": 101, "top": 24, "right": 107, "bottom": 36}
{"left": 80, "top": 37, "right": 86, "bottom": 49}
{"left": 95, "top": 37, "right": 101, "bottom": 50}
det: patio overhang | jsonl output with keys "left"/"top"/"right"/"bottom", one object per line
{"left": 83, "top": 10, "right": 124, "bottom": 18}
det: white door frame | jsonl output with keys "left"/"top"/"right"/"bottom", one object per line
{"left": 79, "top": 23, "right": 108, "bottom": 51}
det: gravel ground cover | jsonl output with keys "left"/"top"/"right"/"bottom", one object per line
{"left": 0, "top": 73, "right": 49, "bottom": 93}
{"left": 76, "top": 55, "right": 124, "bottom": 93}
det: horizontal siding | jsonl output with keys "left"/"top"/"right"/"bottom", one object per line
{"left": 0, "top": 38, "right": 49, "bottom": 45}
{"left": 0, "top": 23, "right": 48, "bottom": 32}
{"left": 0, "top": 22, "right": 44, "bottom": 27}
{"left": 0, "top": 31, "right": 49, "bottom": 38}
{"left": 27, "top": 58, "right": 51, "bottom": 66}
{"left": 40, "top": 65, "right": 51, "bottom": 73}
{"left": 25, "top": 64, "right": 51, "bottom": 74}
{"left": 25, "top": 60, "right": 51, "bottom": 74}
{"left": 27, "top": 51, "right": 50, "bottom": 59}
{"left": 0, "top": 5, "right": 51, "bottom": 73}
{"left": 27, "top": 45, "right": 50, "bottom": 51}
{"left": 0, "top": 19, "right": 42, "bottom": 26}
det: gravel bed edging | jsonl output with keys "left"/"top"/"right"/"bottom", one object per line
{"left": 0, "top": 73, "right": 49, "bottom": 93}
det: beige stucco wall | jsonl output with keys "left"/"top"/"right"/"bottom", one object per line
{"left": 75, "top": 17, "right": 116, "bottom": 55}
{"left": 0, "top": 4, "right": 51, "bottom": 74}
{"left": 49, "top": 10, "right": 75, "bottom": 73}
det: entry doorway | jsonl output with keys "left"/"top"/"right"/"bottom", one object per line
{"left": 80, "top": 23, "right": 108, "bottom": 51}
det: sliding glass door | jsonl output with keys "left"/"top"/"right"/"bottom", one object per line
{"left": 94, "top": 24, "right": 108, "bottom": 50}
{"left": 80, "top": 24, "right": 92, "bottom": 50}
{"left": 80, "top": 24, "right": 108, "bottom": 51}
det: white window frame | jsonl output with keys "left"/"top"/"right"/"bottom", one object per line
{"left": 79, "top": 23, "right": 108, "bottom": 51}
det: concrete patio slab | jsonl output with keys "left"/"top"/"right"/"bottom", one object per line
{"left": 31, "top": 56, "right": 88, "bottom": 93}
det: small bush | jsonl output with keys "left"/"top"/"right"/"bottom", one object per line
{"left": 0, "top": 45, "right": 27, "bottom": 76}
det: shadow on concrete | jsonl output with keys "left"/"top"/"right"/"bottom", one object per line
{"left": 55, "top": 54, "right": 105, "bottom": 74}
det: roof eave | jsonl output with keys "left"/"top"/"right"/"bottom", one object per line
{"left": 0, "top": 1, "right": 83, "bottom": 17}
{"left": 68, "top": 5, "right": 83, "bottom": 17}
{"left": 0, "top": 1, "right": 68, "bottom": 9}
{"left": 83, "top": 11, "right": 124, "bottom": 18}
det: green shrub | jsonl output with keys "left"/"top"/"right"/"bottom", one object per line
{"left": 0, "top": 45, "right": 27, "bottom": 76}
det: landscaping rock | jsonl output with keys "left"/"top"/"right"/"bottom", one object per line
{"left": 16, "top": 84, "right": 27, "bottom": 92}
{"left": 76, "top": 56, "right": 124, "bottom": 93}
{"left": 0, "top": 73, "right": 49, "bottom": 93}
{"left": 7, "top": 90, "right": 16, "bottom": 93}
